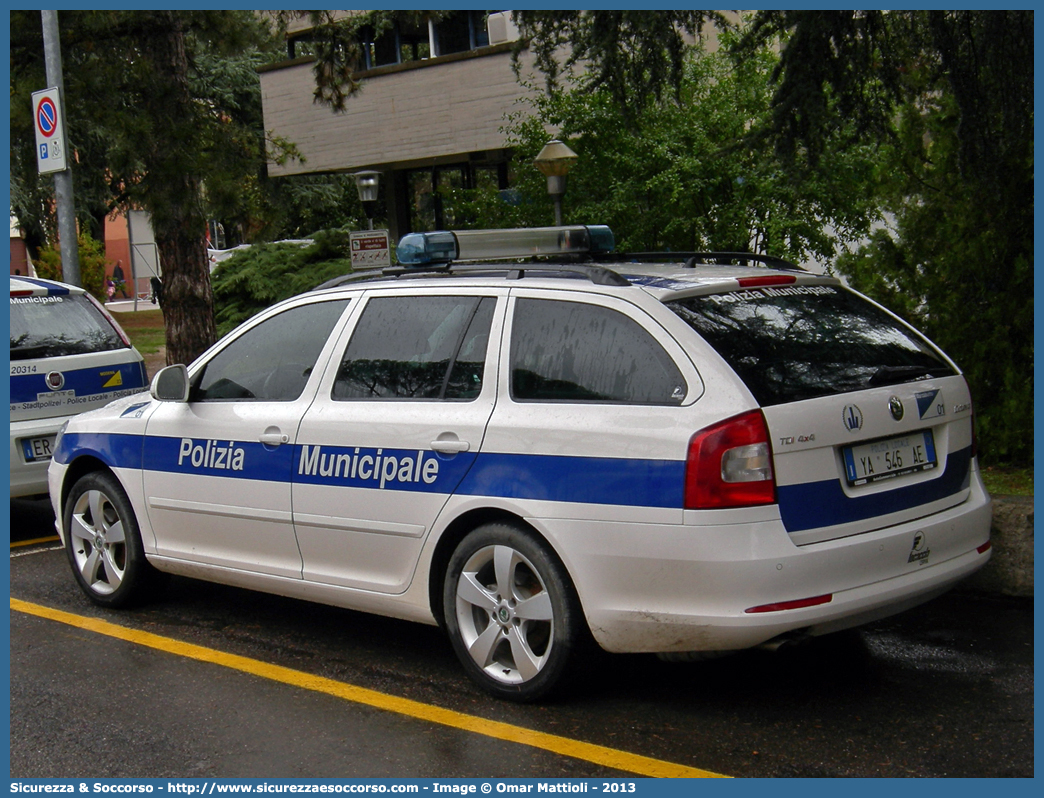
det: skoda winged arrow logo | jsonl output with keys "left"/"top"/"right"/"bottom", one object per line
{"left": 842, "top": 404, "right": 863, "bottom": 433}
{"left": 889, "top": 395, "right": 905, "bottom": 421}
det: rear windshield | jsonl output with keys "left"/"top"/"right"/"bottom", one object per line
{"left": 10, "top": 294, "right": 127, "bottom": 360}
{"left": 668, "top": 285, "right": 956, "bottom": 406}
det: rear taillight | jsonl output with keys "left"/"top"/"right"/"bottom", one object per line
{"left": 685, "top": 410, "right": 776, "bottom": 509}
{"left": 971, "top": 411, "right": 978, "bottom": 459}
{"left": 962, "top": 377, "right": 978, "bottom": 459}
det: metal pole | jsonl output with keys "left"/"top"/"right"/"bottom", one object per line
{"left": 127, "top": 212, "right": 138, "bottom": 311}
{"left": 41, "top": 10, "right": 80, "bottom": 286}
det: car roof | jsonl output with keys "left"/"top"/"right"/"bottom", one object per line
{"left": 311, "top": 259, "right": 842, "bottom": 304}
{"left": 10, "top": 275, "right": 85, "bottom": 297}
{"left": 609, "top": 261, "right": 842, "bottom": 301}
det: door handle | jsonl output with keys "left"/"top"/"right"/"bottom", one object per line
{"left": 430, "top": 439, "right": 470, "bottom": 454}
{"left": 259, "top": 429, "right": 289, "bottom": 446}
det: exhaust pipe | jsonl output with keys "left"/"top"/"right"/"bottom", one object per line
{"left": 757, "top": 631, "right": 812, "bottom": 653}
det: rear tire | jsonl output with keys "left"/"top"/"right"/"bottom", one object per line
{"left": 64, "top": 471, "right": 159, "bottom": 608}
{"left": 443, "top": 522, "right": 583, "bottom": 702}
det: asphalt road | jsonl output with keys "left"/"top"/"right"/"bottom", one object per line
{"left": 9, "top": 497, "right": 1034, "bottom": 779}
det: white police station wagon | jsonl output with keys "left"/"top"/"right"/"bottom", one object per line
{"left": 48, "top": 226, "right": 992, "bottom": 701}
{"left": 11, "top": 275, "right": 146, "bottom": 498}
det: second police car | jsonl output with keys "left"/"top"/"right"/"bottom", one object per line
{"left": 11, "top": 275, "right": 147, "bottom": 498}
{"left": 48, "top": 226, "right": 992, "bottom": 701}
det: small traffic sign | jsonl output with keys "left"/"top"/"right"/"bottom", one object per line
{"left": 32, "top": 87, "right": 68, "bottom": 174}
{"left": 349, "top": 230, "right": 391, "bottom": 270}
{"left": 36, "top": 96, "right": 58, "bottom": 137}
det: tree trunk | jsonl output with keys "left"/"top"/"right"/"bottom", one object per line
{"left": 157, "top": 212, "right": 215, "bottom": 366}
{"left": 139, "top": 11, "right": 217, "bottom": 365}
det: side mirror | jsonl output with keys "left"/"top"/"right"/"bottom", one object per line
{"left": 150, "top": 364, "right": 190, "bottom": 403}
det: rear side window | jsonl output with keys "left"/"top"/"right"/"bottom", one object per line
{"left": 333, "top": 295, "right": 495, "bottom": 400}
{"left": 10, "top": 294, "right": 125, "bottom": 360}
{"left": 668, "top": 285, "right": 956, "bottom": 406}
{"left": 511, "top": 298, "right": 686, "bottom": 404}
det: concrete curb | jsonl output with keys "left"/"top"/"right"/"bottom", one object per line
{"left": 960, "top": 495, "right": 1034, "bottom": 597}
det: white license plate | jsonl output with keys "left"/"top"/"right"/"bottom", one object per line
{"left": 22, "top": 435, "right": 56, "bottom": 463}
{"left": 843, "top": 430, "right": 937, "bottom": 486}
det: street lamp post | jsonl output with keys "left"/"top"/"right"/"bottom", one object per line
{"left": 534, "top": 140, "right": 578, "bottom": 227}
{"left": 353, "top": 170, "right": 381, "bottom": 230}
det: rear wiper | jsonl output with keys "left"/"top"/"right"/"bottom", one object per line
{"left": 10, "top": 344, "right": 53, "bottom": 361}
{"left": 868, "top": 365, "right": 939, "bottom": 387}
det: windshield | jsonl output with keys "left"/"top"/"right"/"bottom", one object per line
{"left": 668, "top": 285, "right": 956, "bottom": 406}
{"left": 10, "top": 294, "right": 127, "bottom": 360}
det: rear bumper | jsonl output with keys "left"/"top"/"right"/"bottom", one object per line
{"left": 550, "top": 472, "right": 993, "bottom": 654}
{"left": 10, "top": 415, "right": 70, "bottom": 498}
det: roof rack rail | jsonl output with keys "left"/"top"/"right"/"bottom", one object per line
{"left": 456, "top": 262, "right": 630, "bottom": 286}
{"left": 381, "top": 262, "right": 630, "bottom": 286}
{"left": 619, "top": 251, "right": 805, "bottom": 272}
{"left": 312, "top": 262, "right": 630, "bottom": 292}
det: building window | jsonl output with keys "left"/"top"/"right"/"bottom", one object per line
{"left": 359, "top": 19, "right": 430, "bottom": 69}
{"left": 286, "top": 34, "right": 315, "bottom": 61}
{"left": 405, "top": 162, "right": 508, "bottom": 233}
{"left": 434, "top": 11, "right": 490, "bottom": 57}
{"left": 358, "top": 12, "right": 493, "bottom": 69}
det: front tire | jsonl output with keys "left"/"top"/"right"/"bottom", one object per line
{"left": 443, "top": 523, "right": 583, "bottom": 702}
{"left": 64, "top": 470, "right": 157, "bottom": 608}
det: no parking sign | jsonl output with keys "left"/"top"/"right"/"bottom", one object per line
{"left": 32, "top": 87, "right": 68, "bottom": 173}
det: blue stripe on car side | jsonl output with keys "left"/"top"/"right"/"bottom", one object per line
{"left": 55, "top": 431, "right": 972, "bottom": 523}
{"left": 141, "top": 435, "right": 297, "bottom": 482}
{"left": 52, "top": 432, "right": 144, "bottom": 470}
{"left": 457, "top": 452, "right": 686, "bottom": 508}
{"left": 10, "top": 360, "right": 147, "bottom": 403}
{"left": 776, "top": 446, "right": 973, "bottom": 533}
{"left": 58, "top": 432, "right": 686, "bottom": 508}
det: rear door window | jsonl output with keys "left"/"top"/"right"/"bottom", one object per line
{"left": 668, "top": 285, "right": 956, "bottom": 406}
{"left": 333, "top": 295, "right": 495, "bottom": 400}
{"left": 510, "top": 297, "right": 686, "bottom": 405}
{"left": 10, "top": 294, "right": 125, "bottom": 360}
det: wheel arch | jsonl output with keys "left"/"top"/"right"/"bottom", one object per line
{"left": 59, "top": 455, "right": 115, "bottom": 519}
{"left": 427, "top": 507, "right": 583, "bottom": 631}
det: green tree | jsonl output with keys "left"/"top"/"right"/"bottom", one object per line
{"left": 262, "top": 174, "right": 373, "bottom": 241}
{"left": 33, "top": 233, "right": 109, "bottom": 303}
{"left": 447, "top": 32, "right": 880, "bottom": 264}
{"left": 10, "top": 11, "right": 292, "bottom": 365}
{"left": 514, "top": 10, "right": 1032, "bottom": 465}
{"left": 210, "top": 229, "right": 356, "bottom": 337}
{"left": 833, "top": 34, "right": 1032, "bottom": 462}
{"left": 741, "top": 11, "right": 1032, "bottom": 463}
{"left": 512, "top": 11, "right": 728, "bottom": 112}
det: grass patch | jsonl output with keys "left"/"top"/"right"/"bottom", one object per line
{"left": 111, "top": 309, "right": 165, "bottom": 354}
{"left": 980, "top": 465, "right": 1033, "bottom": 496}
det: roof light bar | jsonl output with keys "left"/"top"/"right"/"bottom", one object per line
{"left": 396, "top": 225, "right": 614, "bottom": 266}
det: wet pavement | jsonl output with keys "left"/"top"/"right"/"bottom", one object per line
{"left": 9, "top": 497, "right": 1034, "bottom": 778}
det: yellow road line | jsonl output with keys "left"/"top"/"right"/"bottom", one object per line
{"left": 10, "top": 535, "right": 61, "bottom": 549}
{"left": 11, "top": 597, "right": 728, "bottom": 779}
